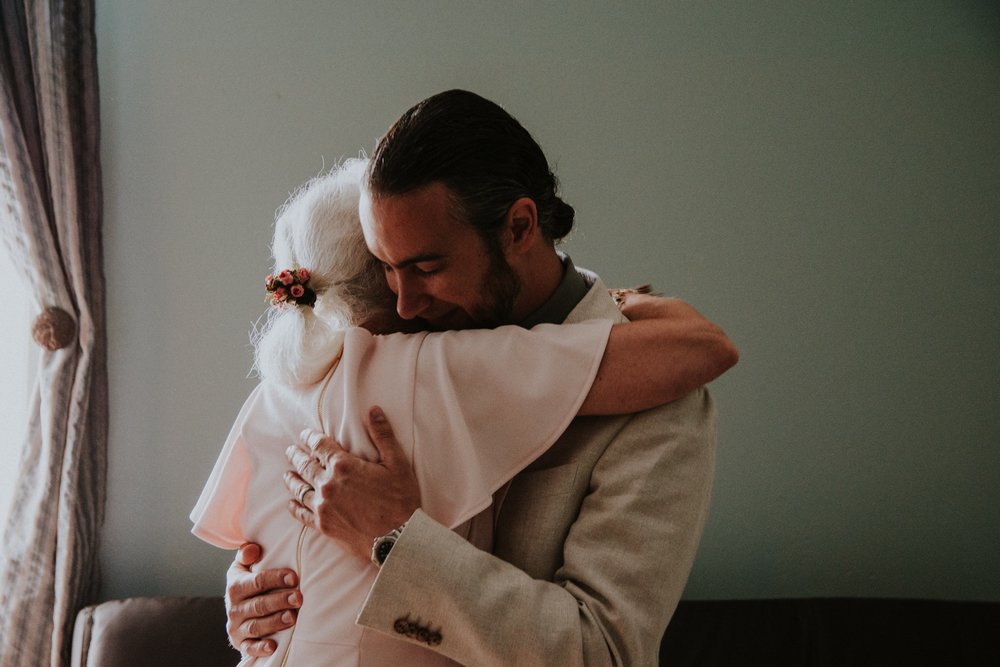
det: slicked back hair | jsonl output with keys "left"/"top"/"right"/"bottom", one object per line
{"left": 367, "top": 89, "right": 575, "bottom": 244}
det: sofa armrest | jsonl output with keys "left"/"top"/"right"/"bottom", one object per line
{"left": 72, "top": 596, "right": 239, "bottom": 666}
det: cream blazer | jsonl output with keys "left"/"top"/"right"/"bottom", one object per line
{"left": 357, "top": 273, "right": 718, "bottom": 667}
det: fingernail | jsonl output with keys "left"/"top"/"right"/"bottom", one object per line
{"left": 284, "top": 573, "right": 296, "bottom": 587}
{"left": 263, "top": 642, "right": 274, "bottom": 654}
{"left": 281, "top": 611, "right": 294, "bottom": 624}
{"left": 370, "top": 407, "right": 385, "bottom": 422}
{"left": 288, "top": 591, "right": 301, "bottom": 606}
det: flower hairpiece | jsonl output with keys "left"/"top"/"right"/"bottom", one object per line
{"left": 266, "top": 266, "right": 317, "bottom": 308}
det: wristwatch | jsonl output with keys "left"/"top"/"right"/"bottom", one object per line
{"left": 371, "top": 522, "right": 407, "bottom": 567}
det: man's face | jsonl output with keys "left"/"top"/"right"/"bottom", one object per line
{"left": 361, "top": 182, "right": 521, "bottom": 330}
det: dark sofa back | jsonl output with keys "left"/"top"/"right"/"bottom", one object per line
{"left": 660, "top": 598, "right": 1000, "bottom": 666}
{"left": 72, "top": 596, "right": 238, "bottom": 667}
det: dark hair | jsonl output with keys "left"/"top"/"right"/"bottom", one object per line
{"left": 367, "top": 89, "right": 574, "bottom": 243}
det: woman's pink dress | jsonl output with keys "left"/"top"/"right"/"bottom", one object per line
{"left": 191, "top": 321, "right": 612, "bottom": 666}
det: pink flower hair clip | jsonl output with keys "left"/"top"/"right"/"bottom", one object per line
{"left": 265, "top": 266, "right": 317, "bottom": 308}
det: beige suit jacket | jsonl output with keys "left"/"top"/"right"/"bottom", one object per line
{"left": 357, "top": 273, "right": 718, "bottom": 666}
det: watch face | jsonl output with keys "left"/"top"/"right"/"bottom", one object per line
{"left": 376, "top": 539, "right": 394, "bottom": 564}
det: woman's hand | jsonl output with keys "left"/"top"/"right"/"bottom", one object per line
{"left": 609, "top": 284, "right": 657, "bottom": 311}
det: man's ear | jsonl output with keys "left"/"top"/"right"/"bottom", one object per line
{"left": 504, "top": 197, "right": 539, "bottom": 254}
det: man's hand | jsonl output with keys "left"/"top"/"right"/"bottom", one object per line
{"left": 225, "top": 543, "right": 301, "bottom": 657}
{"left": 284, "top": 406, "right": 421, "bottom": 561}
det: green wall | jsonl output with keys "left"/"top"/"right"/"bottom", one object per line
{"left": 96, "top": 1, "right": 1000, "bottom": 601}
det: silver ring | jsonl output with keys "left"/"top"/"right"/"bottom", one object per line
{"left": 297, "top": 485, "right": 313, "bottom": 506}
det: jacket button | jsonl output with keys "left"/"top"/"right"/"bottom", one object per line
{"left": 393, "top": 615, "right": 444, "bottom": 645}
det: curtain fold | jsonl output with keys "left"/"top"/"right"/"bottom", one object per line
{"left": 0, "top": 1, "right": 107, "bottom": 665}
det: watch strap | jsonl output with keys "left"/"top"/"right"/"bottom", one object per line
{"left": 371, "top": 522, "right": 407, "bottom": 567}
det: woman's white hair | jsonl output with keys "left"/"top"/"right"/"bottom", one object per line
{"left": 253, "top": 158, "right": 391, "bottom": 386}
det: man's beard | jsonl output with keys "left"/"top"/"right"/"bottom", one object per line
{"left": 471, "top": 236, "right": 522, "bottom": 327}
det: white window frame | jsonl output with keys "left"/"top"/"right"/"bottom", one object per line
{"left": 0, "top": 243, "right": 36, "bottom": 531}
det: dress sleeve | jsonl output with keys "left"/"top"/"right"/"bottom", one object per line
{"left": 189, "top": 385, "right": 260, "bottom": 550}
{"left": 410, "top": 318, "right": 613, "bottom": 529}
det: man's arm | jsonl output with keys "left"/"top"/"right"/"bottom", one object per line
{"left": 358, "top": 389, "right": 717, "bottom": 665}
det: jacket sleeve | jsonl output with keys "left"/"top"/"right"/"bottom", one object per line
{"left": 357, "top": 387, "right": 717, "bottom": 667}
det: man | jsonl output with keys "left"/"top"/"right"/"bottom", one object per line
{"left": 225, "top": 90, "right": 734, "bottom": 665}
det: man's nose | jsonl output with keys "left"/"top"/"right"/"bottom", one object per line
{"left": 393, "top": 273, "right": 431, "bottom": 320}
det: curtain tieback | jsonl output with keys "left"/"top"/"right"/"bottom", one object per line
{"left": 32, "top": 306, "right": 76, "bottom": 350}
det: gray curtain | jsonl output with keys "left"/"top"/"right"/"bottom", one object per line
{"left": 0, "top": 1, "right": 107, "bottom": 665}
